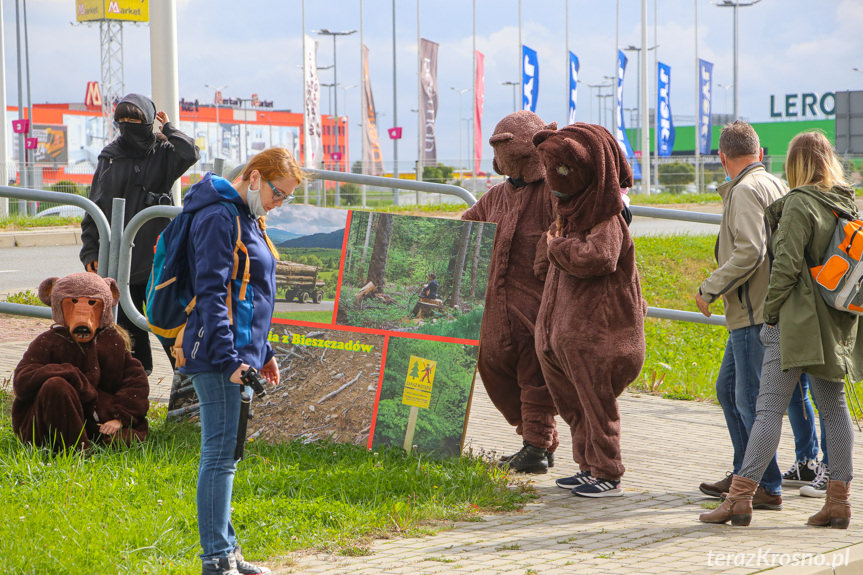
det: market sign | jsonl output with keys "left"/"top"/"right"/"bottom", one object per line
{"left": 770, "top": 92, "right": 835, "bottom": 118}
{"left": 75, "top": 0, "right": 149, "bottom": 23}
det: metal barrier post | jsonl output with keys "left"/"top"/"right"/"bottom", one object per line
{"left": 118, "top": 205, "right": 181, "bottom": 331}
{"left": 107, "top": 198, "right": 125, "bottom": 280}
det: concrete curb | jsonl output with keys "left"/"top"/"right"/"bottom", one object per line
{"left": 0, "top": 227, "right": 81, "bottom": 248}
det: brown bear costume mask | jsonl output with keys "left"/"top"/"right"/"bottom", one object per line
{"left": 38, "top": 272, "right": 118, "bottom": 343}
{"left": 490, "top": 111, "right": 556, "bottom": 184}
{"left": 533, "top": 123, "right": 632, "bottom": 234}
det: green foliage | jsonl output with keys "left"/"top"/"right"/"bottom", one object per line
{"left": 657, "top": 162, "right": 696, "bottom": 193}
{"left": 372, "top": 339, "right": 478, "bottom": 456}
{"left": 2, "top": 290, "right": 45, "bottom": 306}
{"left": 0, "top": 399, "right": 531, "bottom": 574}
{"left": 422, "top": 164, "right": 455, "bottom": 183}
{"left": 415, "top": 308, "right": 484, "bottom": 339}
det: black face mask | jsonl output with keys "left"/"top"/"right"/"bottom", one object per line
{"left": 118, "top": 122, "right": 156, "bottom": 153}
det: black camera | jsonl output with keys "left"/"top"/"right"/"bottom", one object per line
{"left": 144, "top": 191, "right": 174, "bottom": 206}
{"left": 240, "top": 367, "right": 268, "bottom": 398}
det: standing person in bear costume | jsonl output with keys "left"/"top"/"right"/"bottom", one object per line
{"left": 533, "top": 123, "right": 646, "bottom": 497}
{"left": 12, "top": 272, "right": 150, "bottom": 451}
{"left": 462, "top": 111, "right": 560, "bottom": 474}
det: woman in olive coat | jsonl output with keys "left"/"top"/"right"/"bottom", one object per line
{"left": 700, "top": 131, "right": 859, "bottom": 529}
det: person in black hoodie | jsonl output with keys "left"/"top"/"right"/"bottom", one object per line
{"left": 79, "top": 93, "right": 199, "bottom": 374}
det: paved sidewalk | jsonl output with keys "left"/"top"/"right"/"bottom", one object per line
{"left": 2, "top": 327, "right": 863, "bottom": 574}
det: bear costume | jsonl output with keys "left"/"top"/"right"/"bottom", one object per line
{"left": 532, "top": 123, "right": 646, "bottom": 495}
{"left": 12, "top": 272, "right": 150, "bottom": 450}
{"left": 462, "top": 111, "right": 560, "bottom": 473}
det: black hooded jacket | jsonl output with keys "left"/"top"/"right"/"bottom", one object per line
{"left": 79, "top": 94, "right": 200, "bottom": 284}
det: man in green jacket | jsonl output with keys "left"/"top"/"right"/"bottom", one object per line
{"left": 695, "top": 121, "right": 787, "bottom": 507}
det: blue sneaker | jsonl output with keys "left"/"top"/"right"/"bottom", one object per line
{"left": 572, "top": 477, "right": 623, "bottom": 498}
{"left": 555, "top": 470, "right": 593, "bottom": 489}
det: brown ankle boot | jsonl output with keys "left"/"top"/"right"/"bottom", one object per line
{"left": 699, "top": 475, "right": 758, "bottom": 526}
{"left": 807, "top": 480, "right": 851, "bottom": 529}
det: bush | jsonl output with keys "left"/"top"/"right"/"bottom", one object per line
{"left": 658, "top": 162, "right": 695, "bottom": 194}
{"left": 46, "top": 180, "right": 86, "bottom": 196}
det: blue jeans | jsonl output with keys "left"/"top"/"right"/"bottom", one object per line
{"left": 715, "top": 324, "right": 783, "bottom": 494}
{"left": 193, "top": 371, "right": 243, "bottom": 558}
{"left": 787, "top": 375, "right": 829, "bottom": 467}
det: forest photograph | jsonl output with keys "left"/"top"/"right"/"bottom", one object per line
{"left": 371, "top": 338, "right": 478, "bottom": 457}
{"left": 336, "top": 211, "right": 496, "bottom": 340}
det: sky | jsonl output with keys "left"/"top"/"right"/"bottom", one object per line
{"left": 3, "top": 0, "right": 862, "bottom": 173}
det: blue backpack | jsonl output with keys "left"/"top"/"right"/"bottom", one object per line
{"left": 146, "top": 200, "right": 250, "bottom": 366}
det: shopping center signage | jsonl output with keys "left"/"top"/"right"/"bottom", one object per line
{"left": 770, "top": 92, "right": 835, "bottom": 118}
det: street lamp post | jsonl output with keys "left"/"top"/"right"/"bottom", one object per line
{"left": 318, "top": 28, "right": 356, "bottom": 206}
{"left": 716, "top": 0, "right": 761, "bottom": 121}
{"left": 623, "top": 44, "right": 657, "bottom": 157}
{"left": 583, "top": 82, "right": 612, "bottom": 124}
{"left": 451, "top": 87, "right": 469, "bottom": 174}
{"left": 501, "top": 81, "right": 519, "bottom": 113}
{"left": 204, "top": 83, "right": 227, "bottom": 157}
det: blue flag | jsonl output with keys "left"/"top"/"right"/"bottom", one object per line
{"left": 698, "top": 59, "right": 713, "bottom": 155}
{"left": 522, "top": 45, "right": 539, "bottom": 112}
{"left": 657, "top": 61, "right": 675, "bottom": 157}
{"left": 615, "top": 50, "right": 641, "bottom": 180}
{"left": 568, "top": 52, "right": 579, "bottom": 124}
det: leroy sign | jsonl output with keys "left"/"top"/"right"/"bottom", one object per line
{"left": 770, "top": 92, "right": 835, "bottom": 118}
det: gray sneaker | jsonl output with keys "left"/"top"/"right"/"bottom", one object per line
{"left": 800, "top": 462, "right": 829, "bottom": 498}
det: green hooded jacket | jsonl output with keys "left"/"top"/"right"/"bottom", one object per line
{"left": 764, "top": 184, "right": 863, "bottom": 381}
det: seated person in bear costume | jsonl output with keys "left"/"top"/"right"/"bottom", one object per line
{"left": 12, "top": 272, "right": 150, "bottom": 450}
{"left": 462, "top": 111, "right": 559, "bottom": 474}
{"left": 533, "top": 123, "right": 646, "bottom": 497}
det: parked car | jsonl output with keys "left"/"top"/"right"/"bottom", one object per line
{"left": 35, "top": 205, "right": 86, "bottom": 218}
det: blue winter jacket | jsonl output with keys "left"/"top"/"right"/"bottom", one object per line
{"left": 179, "top": 172, "right": 276, "bottom": 377}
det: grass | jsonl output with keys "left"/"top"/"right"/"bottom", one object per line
{"left": 629, "top": 192, "right": 721, "bottom": 205}
{"left": 0, "top": 395, "right": 533, "bottom": 575}
{"left": 272, "top": 310, "right": 333, "bottom": 323}
{"left": 632, "top": 234, "right": 727, "bottom": 401}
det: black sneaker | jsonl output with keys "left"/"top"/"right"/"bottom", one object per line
{"left": 555, "top": 470, "right": 594, "bottom": 489}
{"left": 202, "top": 556, "right": 240, "bottom": 575}
{"left": 500, "top": 442, "right": 555, "bottom": 468}
{"left": 782, "top": 459, "right": 818, "bottom": 486}
{"left": 498, "top": 442, "right": 549, "bottom": 474}
{"left": 233, "top": 546, "right": 271, "bottom": 575}
{"left": 572, "top": 477, "right": 623, "bottom": 498}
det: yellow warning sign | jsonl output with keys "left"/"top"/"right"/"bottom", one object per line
{"left": 402, "top": 355, "right": 436, "bottom": 408}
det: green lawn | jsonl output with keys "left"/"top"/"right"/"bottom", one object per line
{"left": 272, "top": 310, "right": 333, "bottom": 323}
{"left": 0, "top": 398, "right": 532, "bottom": 575}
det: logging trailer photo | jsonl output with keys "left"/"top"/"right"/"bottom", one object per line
{"left": 276, "top": 260, "right": 325, "bottom": 303}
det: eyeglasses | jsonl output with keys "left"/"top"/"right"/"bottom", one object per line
{"left": 265, "top": 179, "right": 295, "bottom": 203}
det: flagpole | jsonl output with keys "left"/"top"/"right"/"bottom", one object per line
{"left": 565, "top": 0, "right": 569, "bottom": 124}
{"left": 392, "top": 0, "right": 399, "bottom": 204}
{"left": 517, "top": 0, "right": 522, "bottom": 111}
{"left": 360, "top": 0, "right": 367, "bottom": 206}
{"left": 653, "top": 0, "right": 659, "bottom": 192}
{"left": 473, "top": 0, "right": 477, "bottom": 185}
{"left": 302, "top": 0, "right": 308, "bottom": 204}
{"left": 640, "top": 0, "right": 650, "bottom": 193}
{"left": 613, "top": 0, "right": 619, "bottom": 138}
{"left": 417, "top": 0, "right": 422, "bottom": 188}
{"left": 694, "top": 0, "right": 700, "bottom": 194}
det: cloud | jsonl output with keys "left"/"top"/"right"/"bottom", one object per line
{"left": 268, "top": 203, "right": 348, "bottom": 236}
